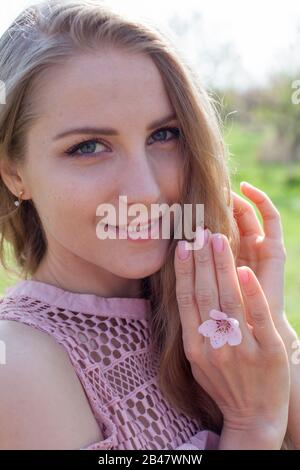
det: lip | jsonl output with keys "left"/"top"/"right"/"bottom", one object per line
{"left": 116, "top": 217, "right": 161, "bottom": 230}
{"left": 106, "top": 216, "right": 162, "bottom": 241}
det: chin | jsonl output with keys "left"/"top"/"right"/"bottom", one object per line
{"left": 114, "top": 253, "right": 166, "bottom": 279}
{"left": 121, "top": 263, "right": 163, "bottom": 279}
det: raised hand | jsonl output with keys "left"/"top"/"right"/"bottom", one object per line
{"left": 174, "top": 228, "right": 290, "bottom": 449}
{"left": 232, "top": 182, "right": 286, "bottom": 326}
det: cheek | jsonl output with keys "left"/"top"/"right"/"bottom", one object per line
{"left": 57, "top": 193, "right": 105, "bottom": 242}
{"left": 158, "top": 151, "right": 183, "bottom": 199}
{"left": 32, "top": 167, "right": 108, "bottom": 243}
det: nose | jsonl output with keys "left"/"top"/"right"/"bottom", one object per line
{"left": 120, "top": 152, "right": 162, "bottom": 208}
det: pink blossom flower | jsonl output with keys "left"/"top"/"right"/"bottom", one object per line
{"left": 198, "top": 309, "right": 242, "bottom": 349}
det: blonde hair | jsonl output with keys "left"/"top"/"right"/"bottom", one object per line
{"left": 0, "top": 0, "right": 290, "bottom": 448}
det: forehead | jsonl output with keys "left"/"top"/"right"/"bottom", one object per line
{"left": 33, "top": 49, "right": 173, "bottom": 127}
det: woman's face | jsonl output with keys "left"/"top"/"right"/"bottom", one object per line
{"left": 20, "top": 48, "right": 183, "bottom": 297}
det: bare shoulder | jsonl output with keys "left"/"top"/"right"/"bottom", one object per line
{"left": 0, "top": 319, "right": 103, "bottom": 449}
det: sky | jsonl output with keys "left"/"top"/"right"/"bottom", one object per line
{"left": 0, "top": 0, "right": 300, "bottom": 89}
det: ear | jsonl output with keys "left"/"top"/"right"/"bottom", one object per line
{"left": 0, "top": 156, "right": 26, "bottom": 198}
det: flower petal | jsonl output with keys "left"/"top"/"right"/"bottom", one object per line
{"left": 210, "top": 331, "right": 228, "bottom": 349}
{"left": 227, "top": 326, "right": 242, "bottom": 346}
{"left": 209, "top": 309, "right": 228, "bottom": 320}
{"left": 198, "top": 320, "right": 217, "bottom": 337}
{"left": 227, "top": 317, "right": 240, "bottom": 329}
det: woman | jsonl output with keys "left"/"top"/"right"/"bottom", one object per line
{"left": 0, "top": 0, "right": 298, "bottom": 450}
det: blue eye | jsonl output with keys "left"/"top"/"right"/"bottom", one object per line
{"left": 149, "top": 126, "right": 180, "bottom": 144}
{"left": 73, "top": 141, "right": 103, "bottom": 154}
{"left": 64, "top": 138, "right": 106, "bottom": 157}
{"left": 64, "top": 126, "right": 180, "bottom": 158}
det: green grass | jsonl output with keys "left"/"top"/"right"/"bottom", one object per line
{"left": 0, "top": 123, "right": 299, "bottom": 336}
{"left": 0, "top": 244, "right": 21, "bottom": 294}
{"left": 225, "top": 123, "right": 300, "bottom": 335}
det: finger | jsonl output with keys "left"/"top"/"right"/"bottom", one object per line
{"left": 174, "top": 240, "right": 203, "bottom": 348}
{"left": 232, "top": 190, "right": 264, "bottom": 237}
{"left": 237, "top": 266, "right": 280, "bottom": 347}
{"left": 211, "top": 232, "right": 251, "bottom": 339}
{"left": 193, "top": 227, "right": 220, "bottom": 321}
{"left": 240, "top": 181, "right": 284, "bottom": 240}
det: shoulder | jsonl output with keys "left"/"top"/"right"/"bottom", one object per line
{"left": 0, "top": 319, "right": 103, "bottom": 449}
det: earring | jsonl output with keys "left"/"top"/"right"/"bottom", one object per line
{"left": 14, "top": 190, "right": 25, "bottom": 207}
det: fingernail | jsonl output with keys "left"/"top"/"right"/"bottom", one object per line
{"left": 177, "top": 240, "right": 190, "bottom": 260}
{"left": 196, "top": 226, "right": 204, "bottom": 247}
{"left": 241, "top": 181, "right": 253, "bottom": 189}
{"left": 196, "top": 227, "right": 210, "bottom": 249}
{"left": 212, "top": 233, "right": 223, "bottom": 253}
{"left": 238, "top": 268, "right": 249, "bottom": 284}
{"left": 204, "top": 228, "right": 210, "bottom": 245}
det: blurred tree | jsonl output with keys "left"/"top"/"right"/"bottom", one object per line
{"left": 253, "top": 73, "right": 300, "bottom": 173}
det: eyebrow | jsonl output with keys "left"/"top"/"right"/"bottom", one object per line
{"left": 53, "top": 112, "right": 178, "bottom": 141}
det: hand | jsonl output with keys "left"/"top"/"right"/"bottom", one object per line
{"left": 232, "top": 182, "right": 300, "bottom": 449}
{"left": 232, "top": 182, "right": 287, "bottom": 328}
{"left": 174, "top": 229, "right": 290, "bottom": 446}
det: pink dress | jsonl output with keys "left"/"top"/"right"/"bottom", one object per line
{"left": 0, "top": 279, "right": 220, "bottom": 450}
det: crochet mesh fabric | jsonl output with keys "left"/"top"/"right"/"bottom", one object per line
{"left": 0, "top": 280, "right": 219, "bottom": 450}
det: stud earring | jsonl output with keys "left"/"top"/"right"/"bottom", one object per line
{"left": 14, "top": 190, "right": 25, "bottom": 207}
